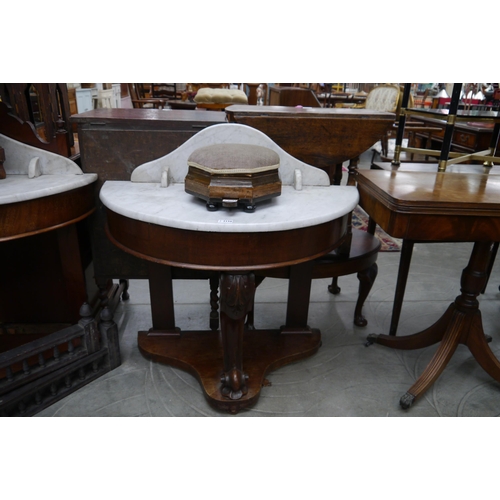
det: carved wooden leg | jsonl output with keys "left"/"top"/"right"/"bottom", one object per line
{"left": 219, "top": 273, "right": 255, "bottom": 400}
{"left": 354, "top": 262, "right": 378, "bottom": 327}
{"left": 328, "top": 277, "right": 341, "bottom": 295}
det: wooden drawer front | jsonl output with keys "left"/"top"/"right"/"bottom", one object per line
{"left": 453, "top": 130, "right": 477, "bottom": 149}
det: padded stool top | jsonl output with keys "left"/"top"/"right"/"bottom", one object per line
{"left": 187, "top": 144, "right": 280, "bottom": 175}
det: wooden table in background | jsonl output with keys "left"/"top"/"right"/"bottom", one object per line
{"left": 357, "top": 169, "right": 500, "bottom": 409}
{"left": 408, "top": 114, "right": 500, "bottom": 159}
{"left": 226, "top": 105, "right": 395, "bottom": 185}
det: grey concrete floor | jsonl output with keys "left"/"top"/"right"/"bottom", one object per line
{"left": 36, "top": 151, "right": 500, "bottom": 417}
{"left": 36, "top": 242, "right": 500, "bottom": 417}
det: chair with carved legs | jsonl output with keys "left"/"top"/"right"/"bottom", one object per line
{"left": 249, "top": 229, "right": 380, "bottom": 328}
{"left": 249, "top": 166, "right": 381, "bottom": 328}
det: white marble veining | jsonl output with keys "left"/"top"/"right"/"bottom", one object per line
{"left": 0, "top": 133, "right": 97, "bottom": 205}
{"left": 0, "top": 174, "right": 97, "bottom": 205}
{"left": 130, "top": 123, "right": 331, "bottom": 187}
{"left": 100, "top": 182, "right": 359, "bottom": 233}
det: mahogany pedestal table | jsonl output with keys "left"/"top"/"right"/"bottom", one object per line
{"left": 370, "top": 162, "right": 500, "bottom": 336}
{"left": 357, "top": 169, "right": 500, "bottom": 409}
{"left": 100, "top": 124, "right": 359, "bottom": 413}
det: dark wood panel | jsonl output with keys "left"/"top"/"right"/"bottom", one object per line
{"left": 0, "top": 183, "right": 95, "bottom": 241}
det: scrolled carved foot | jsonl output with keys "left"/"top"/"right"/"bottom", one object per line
{"left": 365, "top": 334, "right": 378, "bottom": 346}
{"left": 400, "top": 392, "right": 415, "bottom": 410}
{"left": 220, "top": 369, "right": 249, "bottom": 400}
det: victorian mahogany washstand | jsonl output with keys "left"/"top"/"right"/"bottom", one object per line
{"left": 100, "top": 124, "right": 359, "bottom": 413}
{"left": 358, "top": 169, "right": 500, "bottom": 409}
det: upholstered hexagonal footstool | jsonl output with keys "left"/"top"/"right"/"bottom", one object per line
{"left": 185, "top": 143, "right": 281, "bottom": 212}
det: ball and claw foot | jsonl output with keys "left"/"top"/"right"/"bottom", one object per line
{"left": 400, "top": 392, "right": 415, "bottom": 410}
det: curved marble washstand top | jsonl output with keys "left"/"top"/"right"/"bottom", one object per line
{"left": 0, "top": 133, "right": 97, "bottom": 205}
{"left": 0, "top": 133, "right": 97, "bottom": 241}
{"left": 100, "top": 124, "right": 359, "bottom": 233}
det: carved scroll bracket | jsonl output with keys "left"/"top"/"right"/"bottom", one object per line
{"left": 219, "top": 272, "right": 256, "bottom": 400}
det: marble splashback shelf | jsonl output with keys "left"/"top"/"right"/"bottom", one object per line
{"left": 0, "top": 133, "right": 97, "bottom": 205}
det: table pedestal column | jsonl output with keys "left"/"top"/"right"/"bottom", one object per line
{"left": 366, "top": 241, "right": 500, "bottom": 409}
{"left": 219, "top": 273, "right": 254, "bottom": 400}
{"left": 138, "top": 264, "right": 321, "bottom": 413}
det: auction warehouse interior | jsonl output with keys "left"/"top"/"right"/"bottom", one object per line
{"left": 2, "top": 81, "right": 500, "bottom": 418}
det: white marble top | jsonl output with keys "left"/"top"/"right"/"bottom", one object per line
{"left": 0, "top": 133, "right": 97, "bottom": 205}
{"left": 0, "top": 174, "right": 97, "bottom": 205}
{"left": 100, "top": 182, "right": 359, "bottom": 233}
{"left": 101, "top": 123, "right": 358, "bottom": 232}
